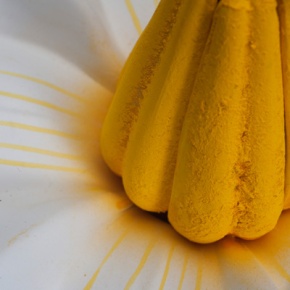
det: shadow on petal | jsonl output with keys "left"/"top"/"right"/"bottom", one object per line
{"left": 0, "top": 0, "right": 125, "bottom": 90}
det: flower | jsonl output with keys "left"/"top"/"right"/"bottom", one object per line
{"left": 0, "top": 0, "right": 290, "bottom": 289}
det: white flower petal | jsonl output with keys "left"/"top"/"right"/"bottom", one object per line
{"left": 0, "top": 0, "right": 290, "bottom": 289}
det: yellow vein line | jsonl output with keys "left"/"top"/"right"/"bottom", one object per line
{"left": 177, "top": 254, "right": 189, "bottom": 290}
{"left": 159, "top": 243, "right": 175, "bottom": 290}
{"left": 8, "top": 224, "right": 37, "bottom": 246}
{"left": 0, "top": 91, "right": 79, "bottom": 117}
{"left": 194, "top": 258, "right": 203, "bottom": 290}
{"left": 0, "top": 121, "right": 77, "bottom": 139}
{"left": 263, "top": 257, "right": 290, "bottom": 283}
{"left": 241, "top": 242, "right": 290, "bottom": 284}
{"left": 0, "top": 70, "right": 86, "bottom": 103}
{"left": 125, "top": 0, "right": 143, "bottom": 35}
{"left": 0, "top": 143, "right": 80, "bottom": 160}
{"left": 83, "top": 231, "right": 128, "bottom": 290}
{"left": 124, "top": 238, "right": 156, "bottom": 290}
{"left": 0, "top": 159, "right": 85, "bottom": 173}
{"left": 154, "top": 0, "right": 160, "bottom": 7}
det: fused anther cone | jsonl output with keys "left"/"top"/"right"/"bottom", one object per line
{"left": 101, "top": 0, "right": 288, "bottom": 243}
{"left": 280, "top": 0, "right": 290, "bottom": 209}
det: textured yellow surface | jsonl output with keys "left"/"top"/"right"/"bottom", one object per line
{"left": 1, "top": 0, "right": 290, "bottom": 288}
{"left": 170, "top": 0, "right": 285, "bottom": 243}
{"left": 102, "top": 0, "right": 288, "bottom": 243}
{"left": 280, "top": 0, "right": 290, "bottom": 209}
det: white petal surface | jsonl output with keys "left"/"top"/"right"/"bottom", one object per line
{"left": 0, "top": 0, "right": 290, "bottom": 289}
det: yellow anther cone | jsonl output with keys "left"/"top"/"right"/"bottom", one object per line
{"left": 280, "top": 0, "right": 290, "bottom": 209}
{"left": 101, "top": 0, "right": 287, "bottom": 243}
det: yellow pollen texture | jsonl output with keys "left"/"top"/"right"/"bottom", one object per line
{"left": 101, "top": 0, "right": 288, "bottom": 243}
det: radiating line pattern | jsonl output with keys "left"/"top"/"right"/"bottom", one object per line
{"left": 0, "top": 70, "right": 86, "bottom": 103}
{"left": 124, "top": 238, "right": 157, "bottom": 290}
{"left": 2, "top": 2, "right": 290, "bottom": 290}
{"left": 0, "top": 71, "right": 85, "bottom": 174}
{"left": 241, "top": 240, "right": 290, "bottom": 284}
{"left": 125, "top": 0, "right": 143, "bottom": 35}
{"left": 83, "top": 231, "right": 128, "bottom": 290}
{"left": 0, "top": 143, "right": 80, "bottom": 160}
{"left": 195, "top": 259, "right": 203, "bottom": 290}
{"left": 0, "top": 91, "right": 78, "bottom": 117}
{"left": 177, "top": 253, "right": 189, "bottom": 290}
{"left": 0, "top": 121, "right": 77, "bottom": 139}
{"left": 0, "top": 158, "right": 84, "bottom": 173}
{"left": 159, "top": 243, "right": 175, "bottom": 290}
